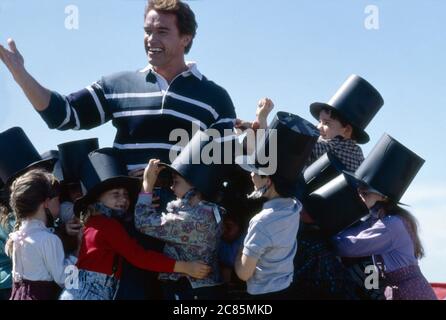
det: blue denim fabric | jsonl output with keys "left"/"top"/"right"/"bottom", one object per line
{"left": 59, "top": 269, "right": 118, "bottom": 300}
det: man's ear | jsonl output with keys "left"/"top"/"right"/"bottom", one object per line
{"left": 182, "top": 34, "right": 192, "bottom": 50}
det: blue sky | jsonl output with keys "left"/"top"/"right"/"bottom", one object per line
{"left": 1, "top": 0, "right": 445, "bottom": 282}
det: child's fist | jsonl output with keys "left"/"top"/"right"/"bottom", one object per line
{"left": 143, "top": 159, "right": 163, "bottom": 192}
{"left": 253, "top": 97, "right": 274, "bottom": 129}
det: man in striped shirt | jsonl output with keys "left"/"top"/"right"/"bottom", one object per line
{"left": 0, "top": 0, "right": 236, "bottom": 174}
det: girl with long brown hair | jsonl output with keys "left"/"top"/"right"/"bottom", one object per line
{"left": 333, "top": 134, "right": 436, "bottom": 300}
{"left": 7, "top": 169, "right": 79, "bottom": 300}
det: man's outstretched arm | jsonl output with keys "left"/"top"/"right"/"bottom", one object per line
{"left": 0, "top": 38, "right": 111, "bottom": 131}
{"left": 0, "top": 38, "right": 51, "bottom": 111}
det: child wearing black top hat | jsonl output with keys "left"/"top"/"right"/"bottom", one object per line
{"left": 306, "top": 74, "right": 383, "bottom": 171}
{"left": 59, "top": 148, "right": 210, "bottom": 300}
{"left": 333, "top": 134, "right": 437, "bottom": 300}
{"left": 135, "top": 130, "right": 230, "bottom": 300}
{"left": 234, "top": 112, "right": 319, "bottom": 299}
{"left": 247, "top": 75, "right": 384, "bottom": 172}
{"left": 55, "top": 138, "right": 99, "bottom": 225}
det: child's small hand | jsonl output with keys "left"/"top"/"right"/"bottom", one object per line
{"left": 175, "top": 261, "right": 211, "bottom": 279}
{"left": 150, "top": 195, "right": 161, "bottom": 209}
{"left": 143, "top": 159, "right": 163, "bottom": 192}
{"left": 65, "top": 217, "right": 82, "bottom": 236}
{"left": 253, "top": 97, "right": 274, "bottom": 130}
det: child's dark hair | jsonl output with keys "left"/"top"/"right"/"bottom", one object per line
{"left": 377, "top": 200, "right": 425, "bottom": 259}
{"left": 9, "top": 169, "right": 60, "bottom": 221}
{"left": 0, "top": 204, "right": 12, "bottom": 231}
{"left": 321, "top": 107, "right": 359, "bottom": 141}
{"left": 0, "top": 189, "right": 12, "bottom": 230}
{"left": 6, "top": 169, "right": 60, "bottom": 256}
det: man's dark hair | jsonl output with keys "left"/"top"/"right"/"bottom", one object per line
{"left": 145, "top": 0, "right": 197, "bottom": 54}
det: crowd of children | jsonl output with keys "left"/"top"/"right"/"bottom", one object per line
{"left": 0, "top": 74, "right": 437, "bottom": 300}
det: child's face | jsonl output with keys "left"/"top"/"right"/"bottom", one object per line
{"left": 251, "top": 172, "right": 269, "bottom": 190}
{"left": 68, "top": 184, "right": 83, "bottom": 202}
{"left": 170, "top": 174, "right": 193, "bottom": 198}
{"left": 317, "top": 110, "right": 350, "bottom": 140}
{"left": 46, "top": 196, "right": 60, "bottom": 218}
{"left": 358, "top": 187, "right": 386, "bottom": 209}
{"left": 98, "top": 188, "right": 130, "bottom": 211}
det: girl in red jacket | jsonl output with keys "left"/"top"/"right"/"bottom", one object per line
{"left": 59, "top": 148, "right": 209, "bottom": 300}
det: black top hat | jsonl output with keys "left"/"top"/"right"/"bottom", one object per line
{"left": 57, "top": 138, "right": 99, "bottom": 184}
{"left": 310, "top": 74, "right": 384, "bottom": 144}
{"left": 160, "top": 130, "right": 229, "bottom": 201}
{"left": 40, "top": 150, "right": 59, "bottom": 162}
{"left": 344, "top": 133, "right": 425, "bottom": 204}
{"left": 303, "top": 173, "right": 369, "bottom": 236}
{"left": 0, "top": 127, "right": 56, "bottom": 185}
{"left": 303, "top": 151, "right": 346, "bottom": 195}
{"left": 73, "top": 148, "right": 140, "bottom": 216}
{"left": 238, "top": 111, "right": 319, "bottom": 196}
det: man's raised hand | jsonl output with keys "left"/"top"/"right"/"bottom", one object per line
{"left": 0, "top": 38, "right": 25, "bottom": 78}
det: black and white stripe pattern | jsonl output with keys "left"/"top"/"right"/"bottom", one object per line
{"left": 39, "top": 67, "right": 237, "bottom": 169}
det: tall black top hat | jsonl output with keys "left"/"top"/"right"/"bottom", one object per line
{"left": 303, "top": 173, "right": 369, "bottom": 236}
{"left": 0, "top": 127, "right": 56, "bottom": 185}
{"left": 57, "top": 138, "right": 99, "bottom": 184}
{"left": 310, "top": 74, "right": 384, "bottom": 144}
{"left": 74, "top": 148, "right": 140, "bottom": 216}
{"left": 344, "top": 134, "right": 425, "bottom": 204}
{"left": 40, "top": 150, "right": 59, "bottom": 162}
{"left": 160, "top": 130, "right": 229, "bottom": 200}
{"left": 303, "top": 151, "right": 346, "bottom": 195}
{"left": 238, "top": 112, "right": 319, "bottom": 195}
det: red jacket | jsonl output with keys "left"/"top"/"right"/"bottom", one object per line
{"left": 77, "top": 214, "right": 175, "bottom": 278}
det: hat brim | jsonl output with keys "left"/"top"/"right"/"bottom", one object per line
{"left": 74, "top": 176, "right": 141, "bottom": 217}
{"left": 342, "top": 171, "right": 407, "bottom": 206}
{"left": 158, "top": 162, "right": 181, "bottom": 177}
{"left": 237, "top": 161, "right": 272, "bottom": 176}
{"left": 6, "top": 158, "right": 57, "bottom": 186}
{"left": 309, "top": 102, "right": 369, "bottom": 144}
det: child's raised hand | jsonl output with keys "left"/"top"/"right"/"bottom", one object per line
{"left": 175, "top": 261, "right": 211, "bottom": 279}
{"left": 253, "top": 97, "right": 274, "bottom": 130}
{"left": 143, "top": 159, "right": 163, "bottom": 192}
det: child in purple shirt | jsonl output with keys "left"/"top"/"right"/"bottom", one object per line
{"left": 333, "top": 134, "right": 437, "bottom": 300}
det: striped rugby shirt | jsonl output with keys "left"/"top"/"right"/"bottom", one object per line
{"left": 38, "top": 63, "right": 237, "bottom": 171}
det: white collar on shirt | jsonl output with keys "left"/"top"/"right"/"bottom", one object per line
{"left": 139, "top": 61, "right": 203, "bottom": 80}
{"left": 20, "top": 218, "right": 48, "bottom": 231}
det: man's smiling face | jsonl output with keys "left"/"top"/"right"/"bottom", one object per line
{"left": 144, "top": 10, "right": 191, "bottom": 72}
